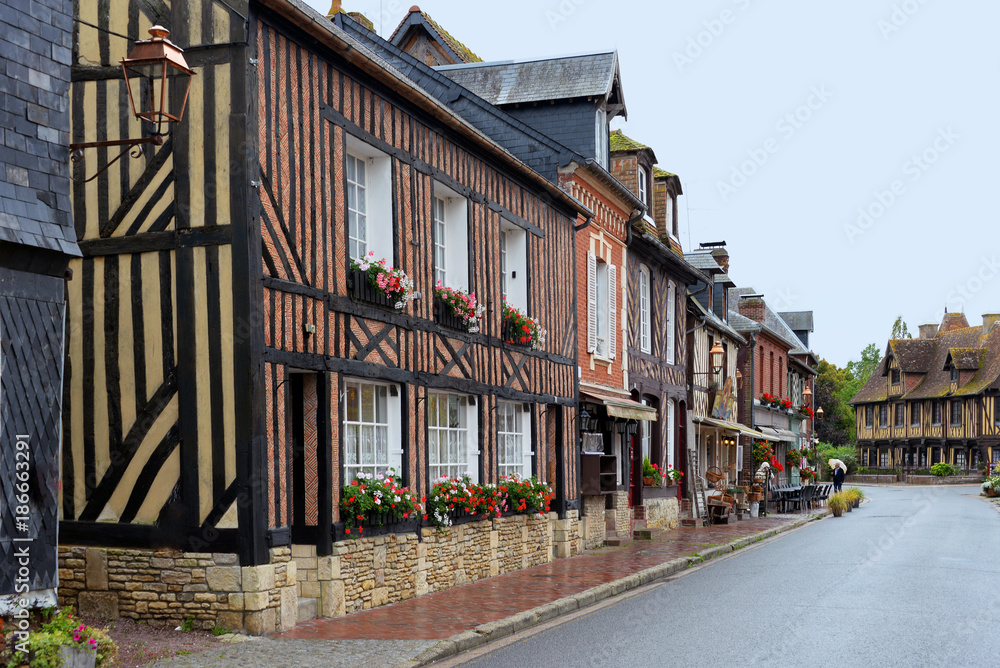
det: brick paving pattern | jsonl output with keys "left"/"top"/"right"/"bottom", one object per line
{"left": 153, "top": 514, "right": 807, "bottom": 667}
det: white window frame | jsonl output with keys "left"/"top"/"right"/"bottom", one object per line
{"left": 500, "top": 221, "right": 527, "bottom": 309}
{"left": 346, "top": 136, "right": 393, "bottom": 263}
{"left": 346, "top": 153, "right": 368, "bottom": 261}
{"left": 666, "top": 279, "right": 676, "bottom": 364}
{"left": 638, "top": 166, "right": 647, "bottom": 205}
{"left": 433, "top": 182, "right": 469, "bottom": 291}
{"left": 342, "top": 379, "right": 402, "bottom": 481}
{"left": 587, "top": 251, "right": 616, "bottom": 360}
{"left": 638, "top": 265, "right": 651, "bottom": 354}
{"left": 428, "top": 392, "right": 480, "bottom": 482}
{"left": 595, "top": 107, "right": 608, "bottom": 168}
{"left": 640, "top": 398, "right": 652, "bottom": 463}
{"left": 497, "top": 400, "right": 532, "bottom": 478}
{"left": 665, "top": 194, "right": 675, "bottom": 239}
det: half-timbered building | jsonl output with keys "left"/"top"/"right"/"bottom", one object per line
{"left": 0, "top": 0, "right": 79, "bottom": 612}
{"left": 851, "top": 312, "right": 1000, "bottom": 472}
{"left": 61, "top": 0, "right": 588, "bottom": 633}
{"left": 608, "top": 131, "right": 701, "bottom": 527}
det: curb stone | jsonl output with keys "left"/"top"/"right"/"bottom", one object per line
{"left": 403, "top": 512, "right": 827, "bottom": 666}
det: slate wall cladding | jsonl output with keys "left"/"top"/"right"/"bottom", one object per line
{"left": 505, "top": 102, "right": 598, "bottom": 160}
{"left": 0, "top": 0, "right": 79, "bottom": 602}
{"left": 0, "top": 0, "right": 78, "bottom": 258}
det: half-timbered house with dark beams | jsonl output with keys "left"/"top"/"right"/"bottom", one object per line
{"left": 851, "top": 312, "right": 1000, "bottom": 473}
{"left": 61, "top": 0, "right": 589, "bottom": 633}
{"left": 0, "top": 0, "right": 79, "bottom": 613}
{"left": 348, "top": 14, "right": 655, "bottom": 548}
{"left": 608, "top": 131, "right": 702, "bottom": 529}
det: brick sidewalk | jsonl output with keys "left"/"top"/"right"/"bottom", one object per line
{"left": 154, "top": 513, "right": 818, "bottom": 667}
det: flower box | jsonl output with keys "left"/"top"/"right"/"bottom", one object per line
{"left": 348, "top": 267, "right": 396, "bottom": 309}
{"left": 501, "top": 300, "right": 545, "bottom": 350}
{"left": 434, "top": 284, "right": 485, "bottom": 333}
{"left": 434, "top": 296, "right": 470, "bottom": 331}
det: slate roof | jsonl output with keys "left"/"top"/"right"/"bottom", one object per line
{"left": 388, "top": 7, "right": 483, "bottom": 64}
{"left": 940, "top": 312, "right": 970, "bottom": 333}
{"left": 949, "top": 347, "right": 985, "bottom": 370}
{"left": 728, "top": 287, "right": 808, "bottom": 354}
{"left": 437, "top": 52, "right": 623, "bottom": 108}
{"left": 777, "top": 311, "right": 813, "bottom": 333}
{"left": 683, "top": 252, "right": 723, "bottom": 271}
{"left": 850, "top": 314, "right": 1000, "bottom": 404}
{"left": 689, "top": 292, "right": 745, "bottom": 344}
{"left": 888, "top": 338, "right": 936, "bottom": 373}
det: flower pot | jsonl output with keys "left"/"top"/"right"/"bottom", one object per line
{"left": 643, "top": 476, "right": 655, "bottom": 486}
{"left": 845, "top": 503, "right": 852, "bottom": 512}
{"left": 749, "top": 501, "right": 759, "bottom": 517}
{"left": 852, "top": 499, "right": 860, "bottom": 508}
{"left": 60, "top": 646, "right": 96, "bottom": 668}
{"left": 832, "top": 507, "right": 844, "bottom": 517}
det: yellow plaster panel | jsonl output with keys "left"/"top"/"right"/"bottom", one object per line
{"left": 67, "top": 259, "right": 86, "bottom": 518}
{"left": 187, "top": 72, "right": 206, "bottom": 227}
{"left": 214, "top": 3, "right": 231, "bottom": 43}
{"left": 118, "top": 254, "right": 137, "bottom": 431}
{"left": 192, "top": 247, "right": 213, "bottom": 522}
{"left": 214, "top": 63, "right": 231, "bottom": 226}
{"left": 141, "top": 251, "right": 165, "bottom": 397}
{"left": 218, "top": 245, "right": 236, "bottom": 485}
{"left": 77, "top": 2, "right": 100, "bottom": 65}
{"left": 134, "top": 449, "right": 180, "bottom": 525}
{"left": 92, "top": 258, "right": 110, "bottom": 483}
{"left": 84, "top": 83, "right": 99, "bottom": 240}
{"left": 216, "top": 499, "right": 238, "bottom": 529}
{"left": 104, "top": 394, "right": 179, "bottom": 521}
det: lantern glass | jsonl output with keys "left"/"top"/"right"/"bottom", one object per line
{"left": 121, "top": 26, "right": 194, "bottom": 130}
{"left": 626, "top": 420, "right": 639, "bottom": 435}
{"left": 709, "top": 341, "right": 724, "bottom": 373}
{"left": 615, "top": 420, "right": 628, "bottom": 434}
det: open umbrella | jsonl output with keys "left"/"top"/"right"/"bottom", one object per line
{"left": 828, "top": 458, "right": 846, "bottom": 472}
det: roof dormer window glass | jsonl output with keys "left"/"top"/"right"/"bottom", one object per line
{"left": 638, "top": 166, "right": 647, "bottom": 206}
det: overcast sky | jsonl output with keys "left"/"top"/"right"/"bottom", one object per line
{"left": 304, "top": 0, "right": 998, "bottom": 367}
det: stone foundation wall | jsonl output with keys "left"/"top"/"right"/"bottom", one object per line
{"left": 582, "top": 495, "right": 606, "bottom": 549}
{"left": 57, "top": 547, "right": 297, "bottom": 635}
{"left": 612, "top": 491, "right": 630, "bottom": 536}
{"left": 645, "top": 497, "right": 679, "bottom": 530}
{"left": 294, "top": 512, "right": 572, "bottom": 617}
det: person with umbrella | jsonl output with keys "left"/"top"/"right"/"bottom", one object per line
{"left": 830, "top": 459, "right": 846, "bottom": 493}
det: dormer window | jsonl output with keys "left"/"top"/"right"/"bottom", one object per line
{"left": 891, "top": 369, "right": 900, "bottom": 385}
{"left": 595, "top": 107, "right": 608, "bottom": 168}
{"left": 950, "top": 366, "right": 958, "bottom": 383}
{"left": 665, "top": 194, "right": 676, "bottom": 239}
{"left": 638, "top": 166, "right": 647, "bottom": 206}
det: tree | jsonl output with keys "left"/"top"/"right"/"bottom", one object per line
{"left": 846, "top": 342, "right": 880, "bottom": 386}
{"left": 814, "top": 359, "right": 855, "bottom": 445}
{"left": 890, "top": 315, "right": 911, "bottom": 340}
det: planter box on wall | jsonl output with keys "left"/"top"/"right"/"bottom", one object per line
{"left": 434, "top": 297, "right": 471, "bottom": 332}
{"left": 347, "top": 267, "right": 396, "bottom": 309}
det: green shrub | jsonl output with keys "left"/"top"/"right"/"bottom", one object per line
{"left": 930, "top": 462, "right": 956, "bottom": 477}
{"left": 5, "top": 608, "right": 118, "bottom": 668}
{"left": 817, "top": 444, "right": 859, "bottom": 477}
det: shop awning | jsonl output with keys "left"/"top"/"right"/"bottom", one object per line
{"left": 758, "top": 426, "right": 799, "bottom": 442}
{"left": 580, "top": 390, "right": 657, "bottom": 421}
{"left": 695, "top": 416, "right": 765, "bottom": 438}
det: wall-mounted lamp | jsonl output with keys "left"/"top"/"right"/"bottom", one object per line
{"left": 70, "top": 26, "right": 195, "bottom": 183}
{"left": 802, "top": 384, "right": 812, "bottom": 403}
{"left": 692, "top": 341, "right": 725, "bottom": 377}
{"left": 816, "top": 406, "right": 824, "bottom": 419}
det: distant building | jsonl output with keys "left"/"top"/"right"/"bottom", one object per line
{"left": 851, "top": 312, "right": 1000, "bottom": 472}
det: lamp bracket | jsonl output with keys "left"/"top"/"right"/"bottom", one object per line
{"left": 69, "top": 134, "right": 164, "bottom": 184}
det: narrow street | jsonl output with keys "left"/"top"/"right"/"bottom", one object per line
{"left": 454, "top": 485, "right": 1000, "bottom": 667}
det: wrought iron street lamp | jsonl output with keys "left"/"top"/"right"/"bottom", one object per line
{"left": 70, "top": 26, "right": 195, "bottom": 182}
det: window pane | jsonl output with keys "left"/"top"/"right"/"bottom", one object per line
{"left": 361, "top": 384, "right": 375, "bottom": 423}
{"left": 345, "top": 425, "right": 358, "bottom": 465}
{"left": 375, "top": 386, "right": 387, "bottom": 422}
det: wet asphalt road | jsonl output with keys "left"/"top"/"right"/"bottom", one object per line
{"left": 457, "top": 485, "right": 1000, "bottom": 668}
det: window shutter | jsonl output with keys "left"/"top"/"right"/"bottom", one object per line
{"left": 522, "top": 404, "right": 533, "bottom": 479}
{"left": 587, "top": 251, "right": 597, "bottom": 353}
{"left": 608, "top": 263, "right": 617, "bottom": 359}
{"left": 666, "top": 281, "right": 676, "bottom": 364}
{"left": 466, "top": 402, "right": 480, "bottom": 484}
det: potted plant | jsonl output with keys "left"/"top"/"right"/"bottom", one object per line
{"left": 781, "top": 398, "right": 793, "bottom": 410}
{"left": 501, "top": 299, "right": 545, "bottom": 350}
{"left": 642, "top": 457, "right": 663, "bottom": 486}
{"left": 799, "top": 466, "right": 816, "bottom": 483}
{"left": 828, "top": 492, "right": 848, "bottom": 517}
{"left": 798, "top": 405, "right": 815, "bottom": 418}
{"left": 665, "top": 464, "right": 684, "bottom": 485}
{"left": 349, "top": 251, "right": 415, "bottom": 310}
{"left": 845, "top": 487, "right": 864, "bottom": 508}
{"left": 6, "top": 608, "right": 118, "bottom": 668}
{"left": 434, "top": 282, "right": 486, "bottom": 333}
{"left": 340, "top": 469, "right": 422, "bottom": 537}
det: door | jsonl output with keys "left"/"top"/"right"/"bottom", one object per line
{"left": 629, "top": 431, "right": 641, "bottom": 507}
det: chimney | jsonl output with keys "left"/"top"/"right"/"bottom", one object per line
{"left": 918, "top": 323, "right": 939, "bottom": 339}
{"left": 738, "top": 296, "right": 765, "bottom": 324}
{"left": 983, "top": 314, "right": 1000, "bottom": 337}
{"left": 327, "top": 0, "right": 342, "bottom": 16}
{"left": 347, "top": 11, "right": 374, "bottom": 30}
{"left": 711, "top": 248, "right": 730, "bottom": 274}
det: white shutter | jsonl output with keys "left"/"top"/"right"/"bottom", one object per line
{"left": 666, "top": 280, "right": 676, "bottom": 364}
{"left": 521, "top": 404, "right": 533, "bottom": 479}
{"left": 608, "top": 263, "right": 617, "bottom": 359}
{"left": 587, "top": 251, "right": 597, "bottom": 353}
{"left": 388, "top": 386, "right": 403, "bottom": 472}
{"left": 466, "top": 401, "right": 480, "bottom": 483}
